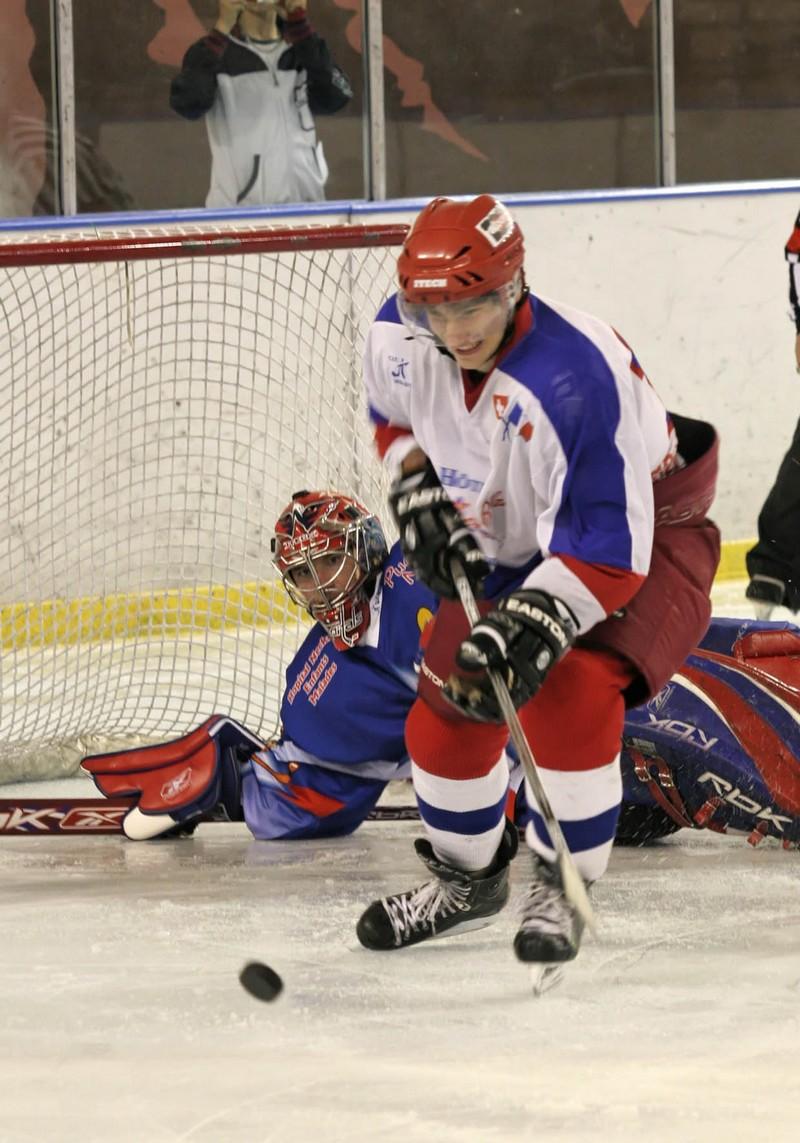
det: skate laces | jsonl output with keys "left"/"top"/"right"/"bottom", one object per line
{"left": 383, "top": 877, "right": 472, "bottom": 945}
{"left": 518, "top": 871, "right": 574, "bottom": 936}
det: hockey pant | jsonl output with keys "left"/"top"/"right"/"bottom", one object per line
{"left": 407, "top": 646, "right": 635, "bottom": 882}
{"left": 746, "top": 415, "right": 800, "bottom": 609}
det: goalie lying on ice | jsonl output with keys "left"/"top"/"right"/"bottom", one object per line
{"left": 82, "top": 491, "right": 800, "bottom": 852}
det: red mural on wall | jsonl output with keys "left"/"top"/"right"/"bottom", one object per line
{"left": 329, "top": 0, "right": 488, "bottom": 162}
{"left": 619, "top": 1, "right": 652, "bottom": 27}
{"left": 146, "top": 0, "right": 205, "bottom": 67}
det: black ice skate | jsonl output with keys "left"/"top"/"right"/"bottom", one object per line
{"left": 745, "top": 574, "right": 794, "bottom": 621}
{"left": 513, "top": 854, "right": 586, "bottom": 967}
{"left": 356, "top": 825, "right": 518, "bottom": 951}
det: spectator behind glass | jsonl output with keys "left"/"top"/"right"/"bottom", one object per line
{"left": 169, "top": 1, "right": 352, "bottom": 207}
{"left": 745, "top": 211, "right": 800, "bottom": 618}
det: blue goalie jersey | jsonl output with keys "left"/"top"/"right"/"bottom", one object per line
{"left": 241, "top": 543, "right": 437, "bottom": 838}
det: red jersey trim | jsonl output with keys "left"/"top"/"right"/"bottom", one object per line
{"left": 374, "top": 423, "right": 415, "bottom": 459}
{"left": 558, "top": 554, "right": 645, "bottom": 614}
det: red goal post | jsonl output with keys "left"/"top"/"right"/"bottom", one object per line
{"left": 0, "top": 220, "right": 407, "bottom": 782}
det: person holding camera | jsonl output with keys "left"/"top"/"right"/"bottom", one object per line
{"left": 170, "top": 1, "right": 352, "bottom": 207}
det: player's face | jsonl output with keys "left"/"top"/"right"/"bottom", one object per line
{"left": 285, "top": 551, "right": 361, "bottom": 612}
{"left": 423, "top": 293, "right": 510, "bottom": 372}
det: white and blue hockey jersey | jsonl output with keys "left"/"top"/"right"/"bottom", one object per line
{"left": 364, "top": 293, "right": 680, "bottom": 634}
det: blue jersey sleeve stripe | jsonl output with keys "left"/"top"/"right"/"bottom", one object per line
{"left": 368, "top": 403, "right": 390, "bottom": 427}
{"left": 375, "top": 293, "right": 402, "bottom": 325}
{"left": 510, "top": 300, "right": 633, "bottom": 568}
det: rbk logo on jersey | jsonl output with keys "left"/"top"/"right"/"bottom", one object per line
{"left": 492, "top": 393, "right": 532, "bottom": 442}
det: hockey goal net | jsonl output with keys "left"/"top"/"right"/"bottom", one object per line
{"left": 0, "top": 220, "right": 407, "bottom": 783}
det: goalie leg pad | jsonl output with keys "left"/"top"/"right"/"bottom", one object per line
{"left": 81, "top": 715, "right": 263, "bottom": 839}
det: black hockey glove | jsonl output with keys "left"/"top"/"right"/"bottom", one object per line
{"left": 388, "top": 460, "right": 489, "bottom": 600}
{"left": 444, "top": 590, "right": 578, "bottom": 722}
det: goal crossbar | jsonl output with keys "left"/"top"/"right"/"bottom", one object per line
{"left": 0, "top": 222, "right": 409, "bottom": 267}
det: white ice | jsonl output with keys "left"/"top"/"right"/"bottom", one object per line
{"left": 1, "top": 580, "right": 799, "bottom": 1143}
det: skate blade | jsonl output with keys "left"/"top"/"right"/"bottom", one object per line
{"left": 530, "top": 964, "right": 565, "bottom": 997}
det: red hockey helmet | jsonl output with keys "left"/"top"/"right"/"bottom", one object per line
{"left": 271, "top": 491, "right": 388, "bottom": 650}
{"left": 397, "top": 195, "right": 525, "bottom": 306}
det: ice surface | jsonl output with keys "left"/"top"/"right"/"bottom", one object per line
{"left": 1, "top": 581, "right": 799, "bottom": 1142}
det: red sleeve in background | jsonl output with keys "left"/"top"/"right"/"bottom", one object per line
{"left": 374, "top": 423, "right": 415, "bottom": 460}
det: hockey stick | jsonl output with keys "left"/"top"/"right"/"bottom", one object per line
{"left": 450, "top": 558, "right": 597, "bottom": 936}
{"left": 0, "top": 797, "right": 421, "bottom": 836}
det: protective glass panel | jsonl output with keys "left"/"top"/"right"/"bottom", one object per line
{"left": 381, "top": 0, "right": 657, "bottom": 198}
{"left": 675, "top": 0, "right": 800, "bottom": 182}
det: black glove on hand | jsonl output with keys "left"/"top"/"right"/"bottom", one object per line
{"left": 388, "top": 460, "right": 489, "bottom": 599}
{"left": 445, "top": 589, "right": 578, "bottom": 722}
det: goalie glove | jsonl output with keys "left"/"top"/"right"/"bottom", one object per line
{"left": 388, "top": 459, "right": 489, "bottom": 600}
{"left": 445, "top": 589, "right": 578, "bottom": 722}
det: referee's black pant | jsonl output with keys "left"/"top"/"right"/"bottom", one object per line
{"left": 746, "top": 416, "right": 800, "bottom": 610}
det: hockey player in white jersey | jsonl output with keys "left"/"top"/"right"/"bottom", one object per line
{"left": 358, "top": 194, "right": 721, "bottom": 966}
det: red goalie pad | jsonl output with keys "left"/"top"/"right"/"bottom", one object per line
{"left": 732, "top": 628, "right": 800, "bottom": 697}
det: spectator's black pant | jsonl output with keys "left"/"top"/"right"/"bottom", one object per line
{"left": 746, "top": 416, "right": 800, "bottom": 609}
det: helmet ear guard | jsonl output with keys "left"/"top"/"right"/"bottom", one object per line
{"left": 397, "top": 194, "right": 525, "bottom": 307}
{"left": 271, "top": 491, "right": 388, "bottom": 650}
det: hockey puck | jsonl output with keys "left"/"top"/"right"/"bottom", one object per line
{"left": 239, "top": 961, "right": 284, "bottom": 1002}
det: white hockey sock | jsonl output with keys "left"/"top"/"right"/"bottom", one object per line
{"left": 524, "top": 754, "right": 622, "bottom": 883}
{"left": 411, "top": 751, "right": 510, "bottom": 873}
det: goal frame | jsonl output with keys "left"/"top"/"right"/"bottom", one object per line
{"left": 0, "top": 219, "right": 408, "bottom": 781}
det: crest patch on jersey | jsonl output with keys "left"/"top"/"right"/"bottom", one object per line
{"left": 416, "top": 607, "right": 434, "bottom": 634}
{"left": 477, "top": 203, "right": 514, "bottom": 248}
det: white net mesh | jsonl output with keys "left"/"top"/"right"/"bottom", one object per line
{"left": 0, "top": 222, "right": 404, "bottom": 782}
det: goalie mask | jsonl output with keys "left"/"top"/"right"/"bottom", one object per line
{"left": 272, "top": 491, "right": 388, "bottom": 650}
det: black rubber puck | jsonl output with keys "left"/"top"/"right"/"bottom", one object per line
{"left": 239, "top": 961, "right": 284, "bottom": 1002}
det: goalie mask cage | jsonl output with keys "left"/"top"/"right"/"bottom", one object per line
{"left": 0, "top": 220, "right": 407, "bottom": 782}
